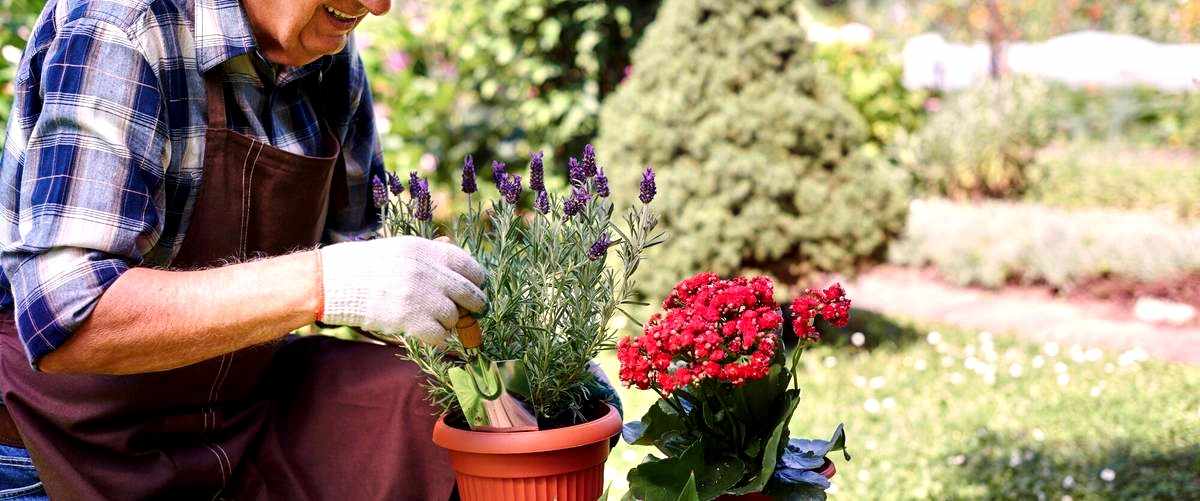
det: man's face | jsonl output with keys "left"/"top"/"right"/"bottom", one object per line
{"left": 245, "top": 0, "right": 391, "bottom": 67}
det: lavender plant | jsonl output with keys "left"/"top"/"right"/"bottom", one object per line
{"left": 375, "top": 146, "right": 665, "bottom": 424}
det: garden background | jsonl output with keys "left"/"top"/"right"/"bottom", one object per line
{"left": 2, "top": 0, "right": 1199, "bottom": 498}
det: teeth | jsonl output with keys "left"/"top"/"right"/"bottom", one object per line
{"left": 324, "top": 5, "right": 358, "bottom": 21}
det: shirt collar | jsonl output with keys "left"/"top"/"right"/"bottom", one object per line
{"left": 192, "top": 0, "right": 333, "bottom": 86}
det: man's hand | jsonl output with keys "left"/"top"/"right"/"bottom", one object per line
{"left": 320, "top": 236, "right": 487, "bottom": 347}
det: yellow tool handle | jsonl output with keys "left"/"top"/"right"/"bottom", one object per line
{"left": 455, "top": 308, "right": 483, "bottom": 349}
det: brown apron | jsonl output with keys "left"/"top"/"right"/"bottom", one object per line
{"left": 0, "top": 69, "right": 454, "bottom": 500}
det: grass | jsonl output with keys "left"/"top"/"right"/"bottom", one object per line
{"left": 598, "top": 313, "right": 1200, "bottom": 500}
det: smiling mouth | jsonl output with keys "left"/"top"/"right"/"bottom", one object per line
{"left": 323, "top": 4, "right": 365, "bottom": 29}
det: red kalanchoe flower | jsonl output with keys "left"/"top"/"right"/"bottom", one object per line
{"left": 617, "top": 273, "right": 791, "bottom": 394}
{"left": 788, "top": 282, "right": 852, "bottom": 344}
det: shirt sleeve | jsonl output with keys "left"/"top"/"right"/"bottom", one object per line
{"left": 323, "top": 39, "right": 384, "bottom": 244}
{"left": 1, "top": 17, "right": 166, "bottom": 368}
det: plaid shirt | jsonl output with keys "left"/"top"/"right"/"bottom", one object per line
{"left": 0, "top": 0, "right": 384, "bottom": 366}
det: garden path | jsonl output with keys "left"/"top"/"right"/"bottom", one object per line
{"left": 842, "top": 266, "right": 1200, "bottom": 364}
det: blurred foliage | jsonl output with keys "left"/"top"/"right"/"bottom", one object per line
{"left": 0, "top": 0, "right": 41, "bottom": 141}
{"left": 819, "top": 0, "right": 1200, "bottom": 43}
{"left": 904, "top": 77, "right": 1056, "bottom": 199}
{"left": 890, "top": 198, "right": 1200, "bottom": 289}
{"left": 423, "top": 0, "right": 659, "bottom": 166}
{"left": 599, "top": 0, "right": 911, "bottom": 297}
{"left": 1026, "top": 141, "right": 1200, "bottom": 220}
{"left": 813, "top": 40, "right": 931, "bottom": 156}
{"left": 1046, "top": 84, "right": 1200, "bottom": 149}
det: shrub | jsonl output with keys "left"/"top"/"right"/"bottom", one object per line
{"left": 422, "top": 0, "right": 660, "bottom": 165}
{"left": 813, "top": 40, "right": 930, "bottom": 155}
{"left": 1025, "top": 141, "right": 1200, "bottom": 220}
{"left": 889, "top": 198, "right": 1200, "bottom": 289}
{"left": 597, "top": 0, "right": 911, "bottom": 297}
{"left": 905, "top": 77, "right": 1057, "bottom": 199}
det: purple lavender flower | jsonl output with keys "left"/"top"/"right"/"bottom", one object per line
{"left": 414, "top": 179, "right": 432, "bottom": 221}
{"left": 639, "top": 166, "right": 657, "bottom": 204}
{"left": 387, "top": 172, "right": 404, "bottom": 196}
{"left": 563, "top": 186, "right": 591, "bottom": 218}
{"left": 529, "top": 151, "right": 545, "bottom": 192}
{"left": 567, "top": 157, "right": 584, "bottom": 184}
{"left": 409, "top": 172, "right": 424, "bottom": 197}
{"left": 500, "top": 174, "right": 523, "bottom": 204}
{"left": 461, "top": 155, "right": 477, "bottom": 194}
{"left": 372, "top": 176, "right": 388, "bottom": 208}
{"left": 587, "top": 232, "right": 612, "bottom": 261}
{"left": 581, "top": 144, "right": 597, "bottom": 178}
{"left": 491, "top": 160, "right": 508, "bottom": 185}
{"left": 534, "top": 190, "right": 550, "bottom": 214}
{"left": 592, "top": 167, "right": 609, "bottom": 198}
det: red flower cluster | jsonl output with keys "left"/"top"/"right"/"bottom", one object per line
{"left": 617, "top": 273, "right": 783, "bottom": 394}
{"left": 788, "top": 283, "right": 852, "bottom": 344}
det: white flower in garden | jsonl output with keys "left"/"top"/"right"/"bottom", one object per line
{"left": 823, "top": 355, "right": 837, "bottom": 368}
{"left": 865, "top": 438, "right": 878, "bottom": 450}
{"left": 851, "top": 331, "right": 866, "bottom": 347}
{"left": 1069, "top": 344, "right": 1086, "bottom": 363}
{"left": 1090, "top": 385, "right": 1103, "bottom": 397}
{"left": 882, "top": 397, "right": 896, "bottom": 410}
{"left": 1054, "top": 362, "right": 1068, "bottom": 374}
{"left": 1057, "top": 373, "right": 1070, "bottom": 386}
{"left": 965, "top": 345, "right": 975, "bottom": 357}
{"left": 949, "top": 372, "right": 965, "bottom": 385}
{"left": 853, "top": 375, "right": 867, "bottom": 388}
{"left": 1100, "top": 468, "right": 1116, "bottom": 482}
{"left": 1118, "top": 348, "right": 1148, "bottom": 366}
{"left": 927, "top": 331, "right": 942, "bottom": 345}
{"left": 1086, "top": 348, "right": 1103, "bottom": 362}
{"left": 1, "top": 45, "right": 20, "bottom": 64}
{"left": 1063, "top": 496, "right": 1073, "bottom": 501}
{"left": 1032, "top": 355, "right": 1046, "bottom": 368}
{"left": 1009, "top": 363, "right": 1023, "bottom": 378}
{"left": 1009, "top": 450, "right": 1022, "bottom": 467}
{"left": 857, "top": 469, "right": 871, "bottom": 481}
{"left": 1062, "top": 475, "right": 1075, "bottom": 488}
{"left": 869, "top": 376, "right": 885, "bottom": 389}
{"left": 864, "top": 398, "right": 881, "bottom": 414}
{"left": 979, "top": 330, "right": 993, "bottom": 345}
{"left": 949, "top": 454, "right": 966, "bottom": 466}
{"left": 1043, "top": 342, "right": 1060, "bottom": 357}
{"left": 1032, "top": 428, "right": 1045, "bottom": 442}
{"left": 914, "top": 358, "right": 928, "bottom": 371}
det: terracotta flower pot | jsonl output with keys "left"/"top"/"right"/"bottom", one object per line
{"left": 432, "top": 403, "right": 621, "bottom": 501}
{"left": 714, "top": 459, "right": 838, "bottom": 501}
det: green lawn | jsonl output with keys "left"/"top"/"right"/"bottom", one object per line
{"left": 598, "top": 312, "right": 1200, "bottom": 500}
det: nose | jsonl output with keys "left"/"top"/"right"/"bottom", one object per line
{"left": 360, "top": 0, "right": 391, "bottom": 16}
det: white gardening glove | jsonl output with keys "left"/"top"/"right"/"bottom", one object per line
{"left": 319, "top": 236, "right": 487, "bottom": 346}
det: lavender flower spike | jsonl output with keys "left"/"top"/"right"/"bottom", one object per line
{"left": 529, "top": 151, "right": 545, "bottom": 192}
{"left": 587, "top": 232, "right": 612, "bottom": 261}
{"left": 534, "top": 190, "right": 550, "bottom": 214}
{"left": 567, "top": 157, "right": 584, "bottom": 184}
{"left": 500, "top": 174, "right": 523, "bottom": 204}
{"left": 593, "top": 166, "right": 609, "bottom": 198}
{"left": 491, "top": 160, "right": 508, "bottom": 185}
{"left": 409, "top": 172, "right": 424, "bottom": 197}
{"left": 387, "top": 172, "right": 404, "bottom": 196}
{"left": 372, "top": 176, "right": 388, "bottom": 208}
{"left": 461, "top": 155, "right": 477, "bottom": 194}
{"left": 581, "top": 144, "right": 597, "bottom": 178}
{"left": 563, "top": 186, "right": 591, "bottom": 218}
{"left": 639, "top": 166, "right": 657, "bottom": 204}
{"left": 414, "top": 179, "right": 433, "bottom": 221}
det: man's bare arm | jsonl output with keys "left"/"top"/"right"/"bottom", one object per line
{"left": 38, "top": 251, "right": 322, "bottom": 375}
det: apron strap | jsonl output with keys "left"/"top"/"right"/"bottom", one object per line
{"left": 203, "top": 69, "right": 228, "bottom": 129}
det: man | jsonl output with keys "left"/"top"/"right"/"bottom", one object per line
{"left": 0, "top": 0, "right": 486, "bottom": 498}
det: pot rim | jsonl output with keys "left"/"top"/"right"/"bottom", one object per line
{"left": 432, "top": 403, "right": 621, "bottom": 455}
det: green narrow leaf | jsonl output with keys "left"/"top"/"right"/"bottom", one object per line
{"left": 675, "top": 473, "right": 700, "bottom": 501}
{"left": 727, "top": 390, "right": 802, "bottom": 495}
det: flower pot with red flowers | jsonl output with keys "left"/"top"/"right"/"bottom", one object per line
{"left": 617, "top": 273, "right": 853, "bottom": 500}
{"left": 373, "top": 145, "right": 665, "bottom": 501}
